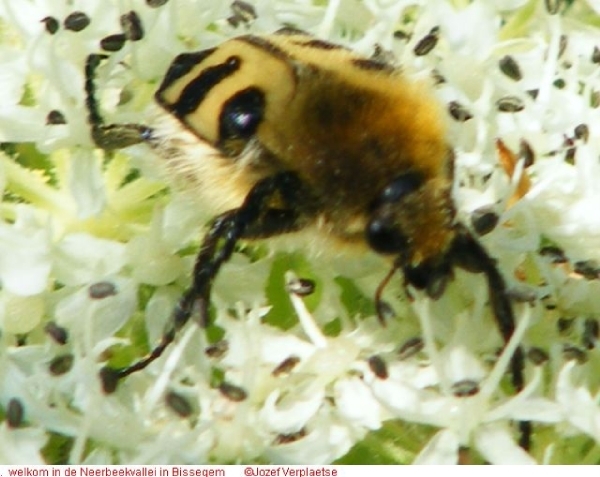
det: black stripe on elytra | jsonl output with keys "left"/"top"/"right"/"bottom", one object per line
{"left": 166, "top": 56, "right": 241, "bottom": 118}
{"left": 156, "top": 48, "right": 217, "bottom": 96}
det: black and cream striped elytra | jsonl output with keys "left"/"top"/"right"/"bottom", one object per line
{"left": 87, "top": 28, "right": 529, "bottom": 448}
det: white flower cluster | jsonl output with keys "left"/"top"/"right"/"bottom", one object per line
{"left": 1, "top": 0, "right": 600, "bottom": 466}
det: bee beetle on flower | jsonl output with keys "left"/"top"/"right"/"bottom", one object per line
{"left": 86, "top": 28, "right": 529, "bottom": 448}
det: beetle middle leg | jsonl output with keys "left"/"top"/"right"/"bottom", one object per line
{"left": 100, "top": 171, "right": 305, "bottom": 392}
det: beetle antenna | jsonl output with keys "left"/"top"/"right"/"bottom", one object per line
{"left": 374, "top": 260, "right": 400, "bottom": 325}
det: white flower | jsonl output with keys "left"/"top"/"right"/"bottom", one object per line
{"left": 0, "top": 425, "right": 47, "bottom": 464}
{"left": 0, "top": 206, "right": 51, "bottom": 296}
{"left": 334, "top": 377, "right": 382, "bottom": 430}
{"left": 556, "top": 361, "right": 600, "bottom": 441}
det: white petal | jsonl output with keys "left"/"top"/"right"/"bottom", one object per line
{"left": 487, "top": 368, "right": 563, "bottom": 423}
{"left": 475, "top": 424, "right": 536, "bottom": 464}
{"left": 127, "top": 233, "right": 184, "bottom": 286}
{"left": 370, "top": 361, "right": 446, "bottom": 426}
{"left": 0, "top": 210, "right": 51, "bottom": 295}
{"left": 441, "top": 345, "right": 487, "bottom": 382}
{"left": 413, "top": 429, "right": 459, "bottom": 465}
{"left": 220, "top": 316, "right": 315, "bottom": 370}
{"left": 556, "top": 361, "right": 600, "bottom": 440}
{"left": 0, "top": 426, "right": 46, "bottom": 464}
{"left": 0, "top": 55, "right": 27, "bottom": 106}
{"left": 334, "top": 377, "right": 382, "bottom": 430}
{"left": 0, "top": 106, "right": 47, "bottom": 143}
{"left": 500, "top": 397, "right": 563, "bottom": 423}
{"left": 266, "top": 411, "right": 354, "bottom": 464}
{"left": 371, "top": 377, "right": 421, "bottom": 417}
{"left": 54, "top": 233, "right": 126, "bottom": 286}
{"left": 68, "top": 150, "right": 106, "bottom": 218}
{"left": 55, "top": 277, "right": 136, "bottom": 346}
{"left": 585, "top": 0, "right": 600, "bottom": 15}
{"left": 260, "top": 387, "right": 324, "bottom": 434}
{"left": 0, "top": 292, "right": 44, "bottom": 334}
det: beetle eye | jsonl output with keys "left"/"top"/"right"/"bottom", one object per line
{"left": 219, "top": 87, "right": 265, "bottom": 141}
{"left": 376, "top": 172, "right": 423, "bottom": 206}
{"left": 366, "top": 213, "right": 408, "bottom": 254}
{"left": 367, "top": 173, "right": 423, "bottom": 254}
